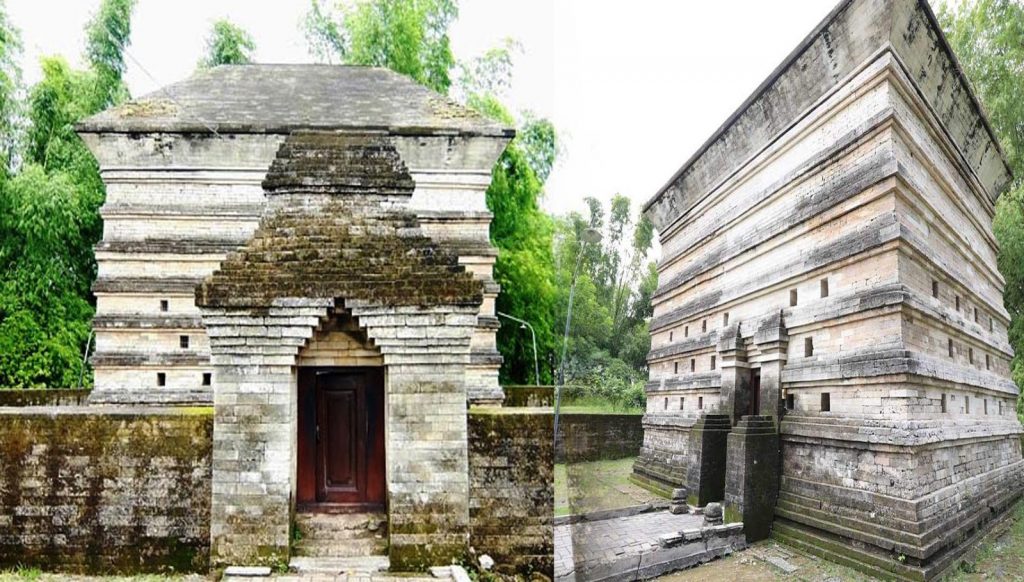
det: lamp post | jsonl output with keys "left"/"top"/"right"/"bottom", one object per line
{"left": 554, "top": 227, "right": 602, "bottom": 444}
{"left": 496, "top": 311, "right": 540, "bottom": 386}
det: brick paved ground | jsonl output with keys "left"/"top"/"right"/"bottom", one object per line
{"left": 555, "top": 510, "right": 704, "bottom": 581}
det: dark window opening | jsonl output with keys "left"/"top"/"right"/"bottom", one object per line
{"left": 710, "top": 355, "right": 717, "bottom": 370}
{"left": 674, "top": 362, "right": 679, "bottom": 375}
{"left": 690, "top": 359, "right": 695, "bottom": 372}
{"left": 999, "top": 400, "right": 1003, "bottom": 416}
{"left": 804, "top": 337, "right": 814, "bottom": 357}
{"left": 986, "top": 354, "right": 991, "bottom": 371}
{"left": 974, "top": 307, "right": 979, "bottom": 323}
{"left": 820, "top": 392, "right": 831, "bottom": 412}
{"left": 956, "top": 296, "right": 961, "bottom": 311}
{"left": 965, "top": 396, "right": 971, "bottom": 414}
{"left": 790, "top": 289, "right": 798, "bottom": 307}
{"left": 685, "top": 326, "right": 689, "bottom": 338}
{"left": 820, "top": 278, "right": 829, "bottom": 298}
{"left": 932, "top": 280, "right": 939, "bottom": 298}
{"left": 180, "top": 335, "right": 190, "bottom": 349}
{"left": 698, "top": 396, "right": 704, "bottom": 409}
{"left": 969, "top": 347, "right": 974, "bottom": 365}
{"left": 701, "top": 320, "right": 707, "bottom": 333}
{"left": 159, "top": 299, "right": 169, "bottom": 312}
{"left": 202, "top": 373, "right": 212, "bottom": 386}
{"left": 941, "top": 393, "right": 947, "bottom": 413}
{"left": 786, "top": 393, "right": 795, "bottom": 410}
{"left": 948, "top": 338, "right": 954, "bottom": 358}
{"left": 984, "top": 399, "right": 989, "bottom": 415}
{"left": 669, "top": 331, "right": 674, "bottom": 342}
{"left": 679, "top": 397, "right": 685, "bottom": 410}
{"left": 664, "top": 397, "right": 668, "bottom": 410}
{"left": 157, "top": 373, "right": 166, "bottom": 387}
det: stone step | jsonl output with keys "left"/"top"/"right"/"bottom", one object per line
{"left": 292, "top": 537, "right": 389, "bottom": 557}
{"left": 289, "top": 555, "right": 390, "bottom": 575}
{"left": 293, "top": 512, "right": 389, "bottom": 558}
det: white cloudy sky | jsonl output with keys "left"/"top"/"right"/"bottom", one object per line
{"left": 8, "top": 0, "right": 839, "bottom": 220}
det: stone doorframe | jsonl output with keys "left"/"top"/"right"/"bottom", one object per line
{"left": 202, "top": 300, "right": 479, "bottom": 570}
{"left": 717, "top": 311, "right": 789, "bottom": 424}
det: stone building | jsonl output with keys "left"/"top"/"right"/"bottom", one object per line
{"left": 74, "top": 64, "right": 522, "bottom": 570}
{"left": 632, "top": 0, "right": 1024, "bottom": 579}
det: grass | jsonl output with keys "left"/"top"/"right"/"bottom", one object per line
{"left": 556, "top": 456, "right": 666, "bottom": 517}
{"left": 0, "top": 570, "right": 202, "bottom": 581}
{"left": 947, "top": 499, "right": 1024, "bottom": 581}
{"left": 558, "top": 396, "right": 643, "bottom": 414}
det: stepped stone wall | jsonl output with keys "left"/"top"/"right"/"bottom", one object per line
{"left": 634, "top": 0, "right": 1023, "bottom": 579}
{"left": 0, "top": 407, "right": 212, "bottom": 574}
{"left": 78, "top": 68, "right": 509, "bottom": 407}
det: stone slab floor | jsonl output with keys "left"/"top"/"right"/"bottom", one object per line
{"left": 555, "top": 510, "right": 705, "bottom": 581}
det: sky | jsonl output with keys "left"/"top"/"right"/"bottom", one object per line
{"left": 7, "top": 0, "right": 840, "bottom": 223}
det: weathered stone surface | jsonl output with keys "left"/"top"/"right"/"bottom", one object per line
{"left": 468, "top": 409, "right": 553, "bottom": 576}
{"left": 633, "top": 1, "right": 1024, "bottom": 579}
{"left": 0, "top": 407, "right": 212, "bottom": 574}
{"left": 556, "top": 413, "right": 643, "bottom": 463}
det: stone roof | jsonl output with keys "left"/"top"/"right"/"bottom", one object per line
{"left": 644, "top": 0, "right": 1013, "bottom": 229}
{"left": 77, "top": 64, "right": 510, "bottom": 137}
{"left": 195, "top": 132, "right": 483, "bottom": 309}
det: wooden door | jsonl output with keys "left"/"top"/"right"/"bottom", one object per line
{"left": 297, "top": 368, "right": 385, "bottom": 509}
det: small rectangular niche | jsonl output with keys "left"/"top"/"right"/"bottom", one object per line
{"left": 974, "top": 307, "right": 979, "bottom": 323}
{"left": 820, "top": 392, "right": 830, "bottom": 412}
{"left": 820, "top": 278, "right": 829, "bottom": 298}
{"left": 984, "top": 399, "right": 989, "bottom": 415}
{"left": 180, "top": 335, "right": 190, "bottom": 349}
{"left": 723, "top": 312, "right": 730, "bottom": 326}
{"left": 932, "top": 280, "right": 939, "bottom": 298}
{"left": 804, "top": 337, "right": 814, "bottom": 357}
{"left": 790, "top": 289, "right": 798, "bottom": 307}
{"left": 969, "top": 347, "right": 974, "bottom": 365}
{"left": 941, "top": 393, "right": 947, "bottom": 413}
{"left": 679, "top": 396, "right": 685, "bottom": 410}
{"left": 157, "top": 372, "right": 166, "bottom": 387}
{"left": 948, "top": 338, "right": 954, "bottom": 358}
{"left": 669, "top": 331, "right": 674, "bottom": 342}
{"left": 684, "top": 325, "right": 689, "bottom": 337}
{"left": 690, "top": 358, "right": 696, "bottom": 372}
{"left": 202, "top": 372, "right": 212, "bottom": 386}
{"left": 701, "top": 320, "right": 707, "bottom": 333}
{"left": 956, "top": 296, "right": 961, "bottom": 311}
{"left": 986, "top": 354, "right": 991, "bottom": 370}
{"left": 698, "top": 396, "right": 704, "bottom": 409}
{"left": 990, "top": 318, "right": 995, "bottom": 333}
{"left": 786, "top": 393, "right": 795, "bottom": 411}
{"left": 664, "top": 397, "right": 668, "bottom": 410}
{"left": 999, "top": 400, "right": 1003, "bottom": 416}
{"left": 160, "top": 299, "right": 169, "bottom": 312}
{"left": 674, "top": 362, "right": 679, "bottom": 375}
{"left": 965, "top": 396, "right": 971, "bottom": 414}
{"left": 710, "top": 355, "right": 717, "bottom": 370}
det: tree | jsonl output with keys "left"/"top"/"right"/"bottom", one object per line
{"left": 552, "top": 195, "right": 654, "bottom": 409}
{"left": 303, "top": 0, "right": 457, "bottom": 93}
{"left": 84, "top": 0, "right": 135, "bottom": 108}
{"left": 0, "top": 0, "right": 136, "bottom": 387}
{"left": 939, "top": 1, "right": 1024, "bottom": 403}
{"left": 0, "top": 0, "right": 21, "bottom": 177}
{"left": 199, "top": 19, "right": 256, "bottom": 68}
